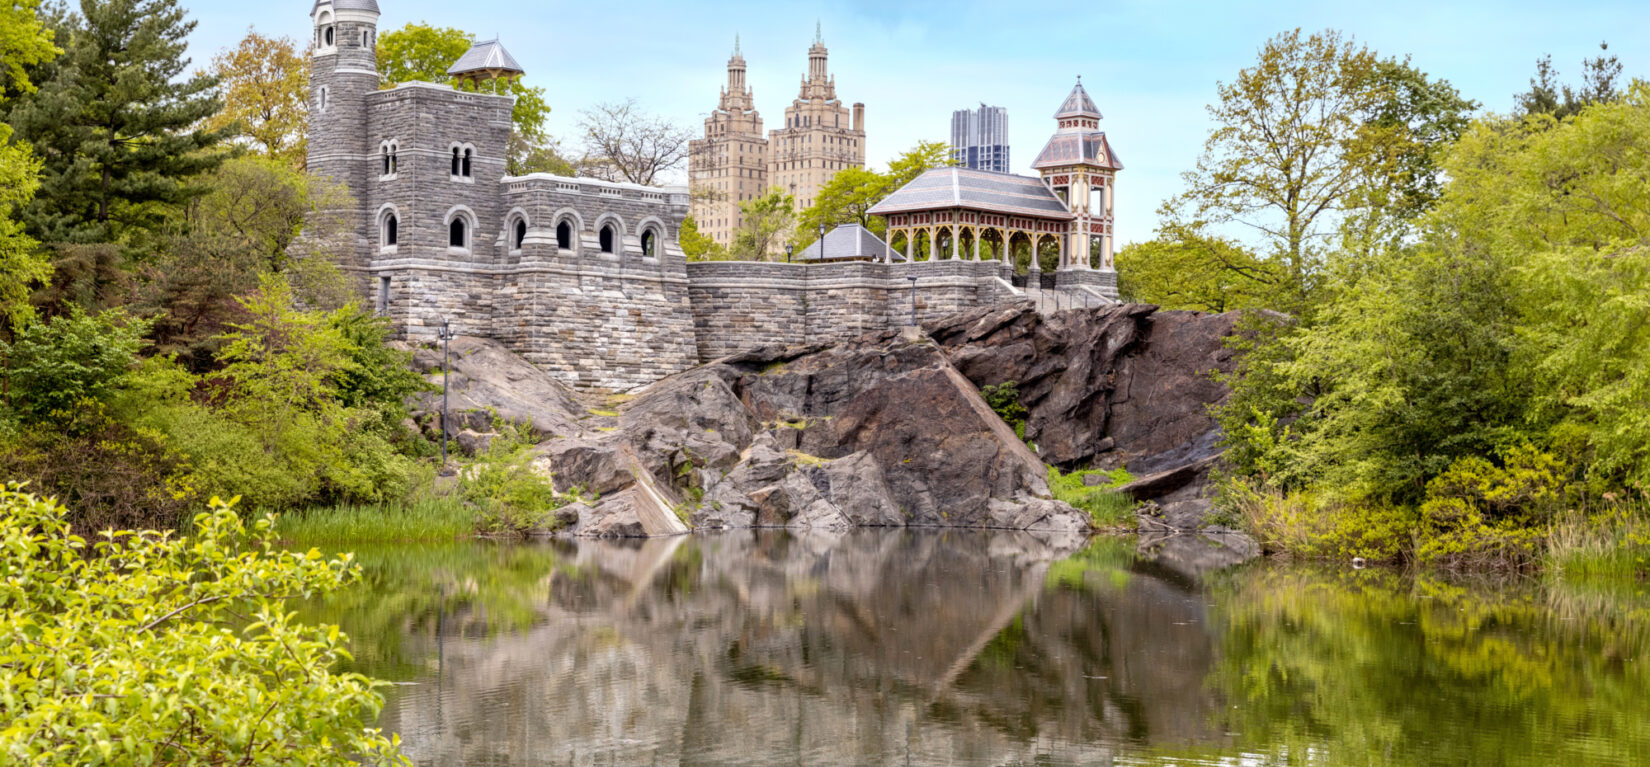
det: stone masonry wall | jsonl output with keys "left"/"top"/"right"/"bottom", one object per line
{"left": 686, "top": 259, "right": 1023, "bottom": 361}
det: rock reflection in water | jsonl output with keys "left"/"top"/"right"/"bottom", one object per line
{"left": 319, "top": 530, "right": 1223, "bottom": 766}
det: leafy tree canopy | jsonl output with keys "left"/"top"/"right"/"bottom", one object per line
{"left": 207, "top": 29, "right": 309, "bottom": 167}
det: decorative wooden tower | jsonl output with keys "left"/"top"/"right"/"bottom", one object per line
{"left": 1032, "top": 78, "right": 1123, "bottom": 270}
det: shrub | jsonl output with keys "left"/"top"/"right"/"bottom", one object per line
{"left": 462, "top": 429, "right": 569, "bottom": 536}
{"left": 981, "top": 380, "right": 1029, "bottom": 440}
{"left": 0, "top": 306, "right": 148, "bottom": 422}
{"left": 0, "top": 486, "right": 406, "bottom": 765}
{"left": 1416, "top": 445, "right": 1571, "bottom": 569}
{"left": 1048, "top": 466, "right": 1136, "bottom": 529}
{"left": 1226, "top": 481, "right": 1414, "bottom": 562}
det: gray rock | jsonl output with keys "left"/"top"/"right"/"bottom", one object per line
{"left": 406, "top": 336, "right": 585, "bottom": 440}
{"left": 533, "top": 438, "right": 631, "bottom": 496}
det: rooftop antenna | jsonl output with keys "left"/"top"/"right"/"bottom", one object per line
{"left": 733, "top": 33, "right": 740, "bottom": 56}
{"left": 815, "top": 19, "right": 822, "bottom": 44}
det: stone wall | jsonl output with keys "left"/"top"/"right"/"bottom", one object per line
{"left": 686, "top": 259, "right": 1023, "bottom": 361}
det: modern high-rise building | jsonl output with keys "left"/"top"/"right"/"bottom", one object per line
{"left": 690, "top": 25, "right": 866, "bottom": 251}
{"left": 949, "top": 104, "right": 1010, "bottom": 173}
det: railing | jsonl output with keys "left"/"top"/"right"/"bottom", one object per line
{"left": 1039, "top": 273, "right": 1057, "bottom": 290}
{"left": 1010, "top": 274, "right": 1028, "bottom": 288}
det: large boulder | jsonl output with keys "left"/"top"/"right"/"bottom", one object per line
{"left": 406, "top": 336, "right": 585, "bottom": 440}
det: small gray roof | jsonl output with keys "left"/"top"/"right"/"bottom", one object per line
{"left": 447, "top": 38, "right": 524, "bottom": 77}
{"left": 1032, "top": 131, "right": 1123, "bottom": 171}
{"left": 869, "top": 167, "right": 1074, "bottom": 220}
{"left": 797, "top": 223, "right": 900, "bottom": 262}
{"left": 313, "top": 0, "right": 380, "bottom": 13}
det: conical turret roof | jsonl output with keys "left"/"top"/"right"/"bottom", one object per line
{"left": 313, "top": 0, "right": 380, "bottom": 13}
{"left": 1053, "top": 78, "right": 1101, "bottom": 120}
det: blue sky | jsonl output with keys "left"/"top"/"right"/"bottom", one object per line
{"left": 185, "top": 1, "right": 1650, "bottom": 245}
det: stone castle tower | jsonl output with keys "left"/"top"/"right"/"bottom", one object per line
{"left": 688, "top": 25, "right": 866, "bottom": 251}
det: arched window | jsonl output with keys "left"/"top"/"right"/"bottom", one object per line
{"left": 385, "top": 214, "right": 398, "bottom": 246}
{"left": 511, "top": 218, "right": 528, "bottom": 251}
{"left": 461, "top": 148, "right": 473, "bottom": 177}
{"left": 361, "top": 30, "right": 369, "bottom": 47}
{"left": 449, "top": 218, "right": 466, "bottom": 249}
{"left": 599, "top": 224, "right": 615, "bottom": 254}
{"left": 641, "top": 229, "right": 656, "bottom": 258}
{"left": 323, "top": 26, "right": 334, "bottom": 46}
{"left": 381, "top": 145, "right": 391, "bottom": 176}
{"left": 388, "top": 144, "right": 396, "bottom": 174}
{"left": 318, "top": 86, "right": 329, "bottom": 112}
{"left": 451, "top": 147, "right": 461, "bottom": 176}
{"left": 556, "top": 221, "right": 572, "bottom": 250}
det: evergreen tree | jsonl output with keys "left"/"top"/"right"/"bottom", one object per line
{"left": 4, "top": 0, "right": 227, "bottom": 247}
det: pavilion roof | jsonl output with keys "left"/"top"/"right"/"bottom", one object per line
{"left": 447, "top": 38, "right": 524, "bottom": 78}
{"left": 1053, "top": 80, "right": 1102, "bottom": 119}
{"left": 869, "top": 168, "right": 1074, "bottom": 220}
{"left": 1031, "top": 131, "right": 1123, "bottom": 171}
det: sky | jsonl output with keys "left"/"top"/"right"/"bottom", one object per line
{"left": 184, "top": 0, "right": 1650, "bottom": 246}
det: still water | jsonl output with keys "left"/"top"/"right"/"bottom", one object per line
{"left": 297, "top": 531, "right": 1650, "bottom": 766}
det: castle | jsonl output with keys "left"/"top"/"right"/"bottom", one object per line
{"left": 306, "top": 0, "right": 1122, "bottom": 392}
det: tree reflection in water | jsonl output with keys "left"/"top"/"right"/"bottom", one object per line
{"left": 296, "top": 532, "right": 1650, "bottom": 766}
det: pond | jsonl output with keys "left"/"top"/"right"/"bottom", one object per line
{"left": 296, "top": 530, "right": 1650, "bottom": 766}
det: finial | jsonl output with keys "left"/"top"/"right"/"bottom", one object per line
{"left": 733, "top": 33, "right": 741, "bottom": 57}
{"left": 1076, "top": 74, "right": 1082, "bottom": 83}
{"left": 815, "top": 20, "right": 822, "bottom": 44}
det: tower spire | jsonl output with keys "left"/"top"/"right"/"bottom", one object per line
{"left": 733, "top": 33, "right": 740, "bottom": 57}
{"left": 815, "top": 20, "right": 822, "bottom": 44}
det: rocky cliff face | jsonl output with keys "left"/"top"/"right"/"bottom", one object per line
{"left": 411, "top": 302, "right": 1244, "bottom": 537}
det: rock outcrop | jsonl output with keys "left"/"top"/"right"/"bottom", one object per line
{"left": 419, "top": 302, "right": 1247, "bottom": 538}
{"left": 929, "top": 304, "right": 1243, "bottom": 531}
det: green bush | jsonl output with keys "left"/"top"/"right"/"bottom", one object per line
{"left": 0, "top": 486, "right": 406, "bottom": 765}
{"left": 0, "top": 306, "right": 148, "bottom": 422}
{"left": 1416, "top": 445, "right": 1571, "bottom": 569}
{"left": 1227, "top": 482, "right": 1415, "bottom": 562}
{"left": 980, "top": 380, "right": 1029, "bottom": 440}
{"left": 462, "top": 429, "right": 569, "bottom": 536}
{"left": 1047, "top": 466, "right": 1136, "bottom": 529}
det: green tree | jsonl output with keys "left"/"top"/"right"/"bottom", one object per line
{"left": 0, "top": 487, "right": 407, "bottom": 765}
{"left": 792, "top": 142, "right": 953, "bottom": 250}
{"left": 0, "top": 0, "right": 59, "bottom": 101}
{"left": 678, "top": 215, "right": 727, "bottom": 261}
{"left": 375, "top": 22, "right": 556, "bottom": 175}
{"left": 1515, "top": 42, "right": 1623, "bottom": 120}
{"left": 5, "top": 0, "right": 227, "bottom": 246}
{"left": 0, "top": 123, "right": 50, "bottom": 328}
{"left": 1164, "top": 29, "right": 1470, "bottom": 314}
{"left": 207, "top": 29, "right": 309, "bottom": 167}
{"left": 1116, "top": 227, "right": 1283, "bottom": 311}
{"left": 732, "top": 188, "right": 795, "bottom": 260}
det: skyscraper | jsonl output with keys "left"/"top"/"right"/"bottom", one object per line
{"left": 688, "top": 37, "right": 767, "bottom": 248}
{"left": 949, "top": 104, "right": 1010, "bottom": 173}
{"left": 766, "top": 23, "right": 866, "bottom": 213}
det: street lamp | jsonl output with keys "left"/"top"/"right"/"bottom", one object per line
{"left": 437, "top": 317, "right": 457, "bottom": 467}
{"left": 786, "top": 243, "right": 793, "bottom": 263}
{"left": 818, "top": 220, "right": 826, "bottom": 260}
{"left": 907, "top": 274, "right": 918, "bottom": 327}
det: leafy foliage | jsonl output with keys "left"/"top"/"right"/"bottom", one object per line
{"left": 207, "top": 30, "right": 309, "bottom": 166}
{"left": 979, "top": 380, "right": 1028, "bottom": 440}
{"left": 0, "top": 305, "right": 147, "bottom": 421}
{"left": 792, "top": 141, "right": 954, "bottom": 251}
{"left": 731, "top": 187, "right": 795, "bottom": 260}
{"left": 0, "top": 123, "right": 50, "bottom": 327}
{"left": 5, "top": 0, "right": 228, "bottom": 246}
{"left": 461, "top": 428, "right": 569, "bottom": 536}
{"left": 0, "top": 487, "right": 406, "bottom": 764}
{"left": 1047, "top": 466, "right": 1135, "bottom": 529}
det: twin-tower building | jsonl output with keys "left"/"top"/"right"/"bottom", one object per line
{"left": 688, "top": 29, "right": 867, "bottom": 248}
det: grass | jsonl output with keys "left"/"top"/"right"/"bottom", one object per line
{"left": 1548, "top": 503, "right": 1650, "bottom": 580}
{"left": 276, "top": 496, "right": 472, "bottom": 546}
{"left": 1047, "top": 466, "right": 1136, "bottom": 530}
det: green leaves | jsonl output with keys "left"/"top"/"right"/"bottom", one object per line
{"left": 0, "top": 487, "right": 407, "bottom": 765}
{"left": 0, "top": 305, "right": 149, "bottom": 422}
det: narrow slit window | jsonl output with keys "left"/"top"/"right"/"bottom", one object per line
{"left": 461, "top": 148, "right": 473, "bottom": 177}
{"left": 451, "top": 148, "right": 461, "bottom": 176}
{"left": 514, "top": 219, "right": 527, "bottom": 250}
{"left": 556, "top": 221, "right": 572, "bottom": 250}
{"left": 384, "top": 213, "right": 397, "bottom": 245}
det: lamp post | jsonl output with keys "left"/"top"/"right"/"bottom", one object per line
{"left": 907, "top": 274, "right": 918, "bottom": 327}
{"left": 818, "top": 221, "right": 825, "bottom": 260}
{"left": 437, "top": 317, "right": 457, "bottom": 467}
{"left": 786, "top": 243, "right": 793, "bottom": 263}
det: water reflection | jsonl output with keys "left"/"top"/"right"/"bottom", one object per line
{"left": 298, "top": 532, "right": 1650, "bottom": 766}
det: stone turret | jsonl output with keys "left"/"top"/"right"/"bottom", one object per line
{"left": 308, "top": 0, "right": 381, "bottom": 267}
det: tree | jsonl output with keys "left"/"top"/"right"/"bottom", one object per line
{"left": 1515, "top": 42, "right": 1623, "bottom": 120}
{"left": 731, "top": 188, "right": 794, "bottom": 260}
{"left": 792, "top": 142, "right": 954, "bottom": 250}
{"left": 5, "top": 0, "right": 228, "bottom": 246}
{"left": 1164, "top": 29, "right": 1467, "bottom": 314}
{"left": 1116, "top": 227, "right": 1283, "bottom": 311}
{"left": 375, "top": 22, "right": 555, "bottom": 175}
{"left": 0, "top": 487, "right": 408, "bottom": 765}
{"left": 0, "top": 124, "right": 49, "bottom": 328}
{"left": 0, "top": 305, "right": 147, "bottom": 421}
{"left": 0, "top": 0, "right": 59, "bottom": 102}
{"left": 576, "top": 99, "right": 693, "bottom": 186}
{"left": 678, "top": 215, "right": 727, "bottom": 261}
{"left": 207, "top": 29, "right": 309, "bottom": 167}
